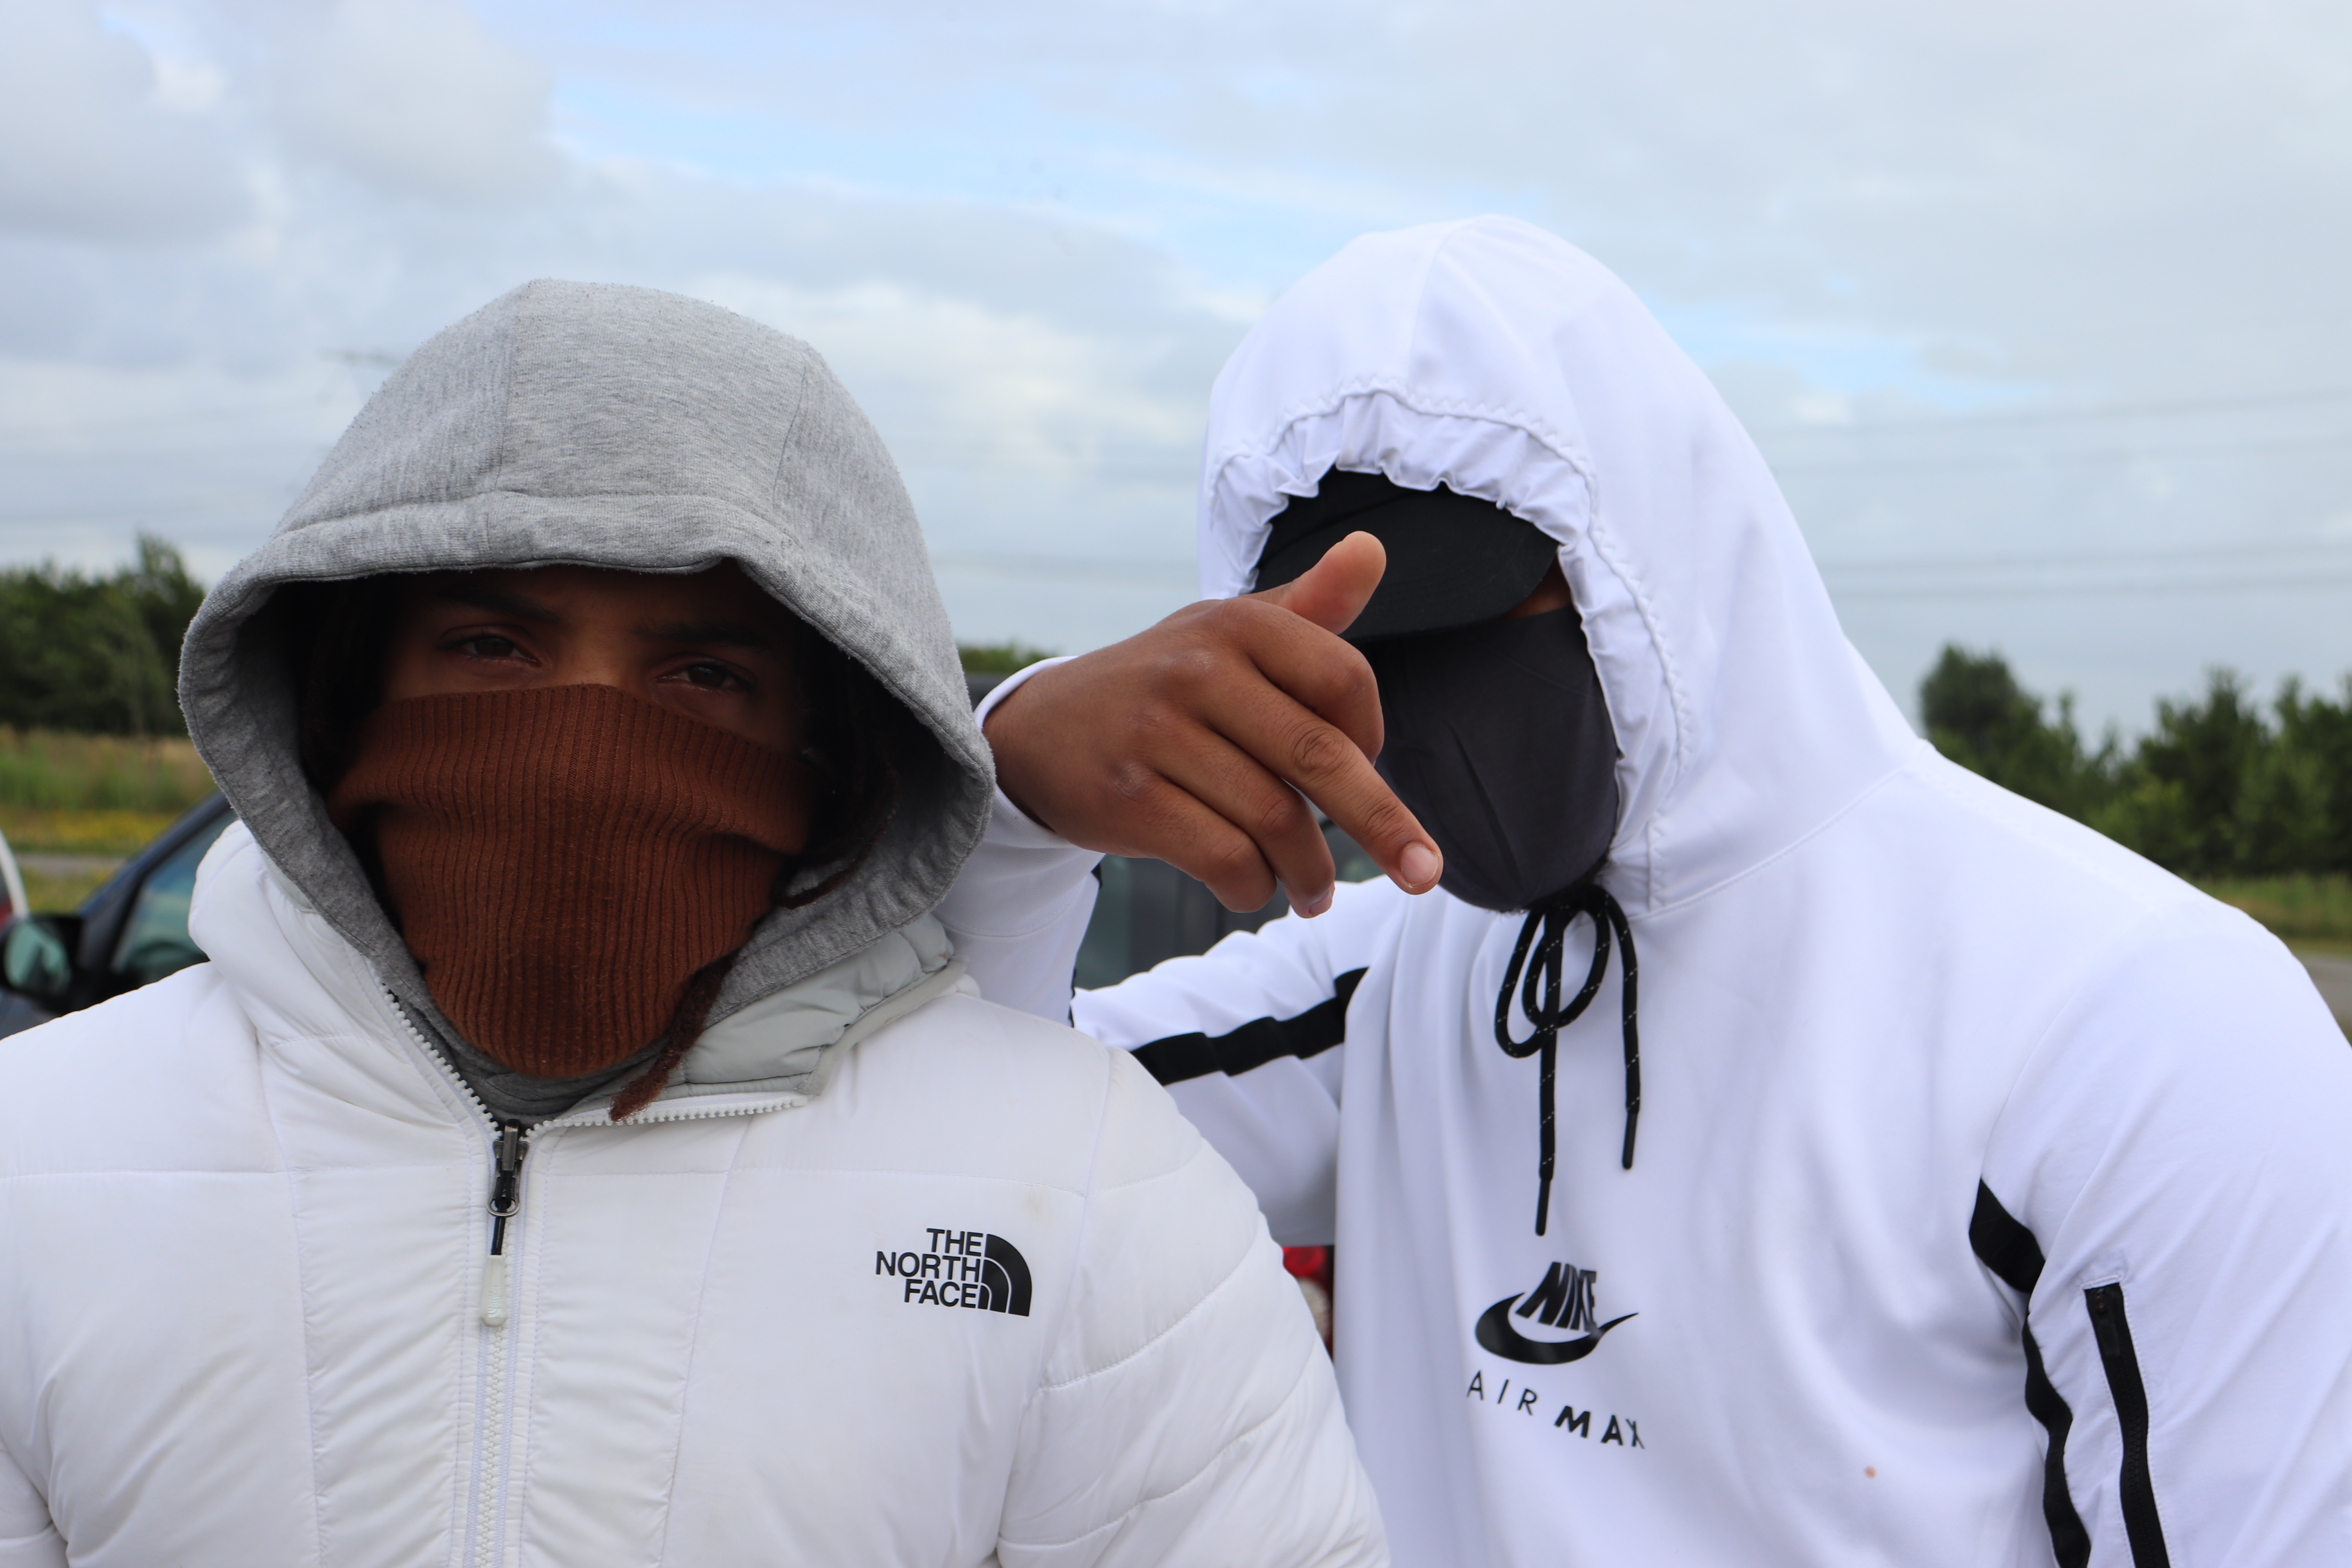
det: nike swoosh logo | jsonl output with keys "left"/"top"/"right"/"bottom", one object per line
{"left": 1474, "top": 1295, "right": 1637, "bottom": 1365}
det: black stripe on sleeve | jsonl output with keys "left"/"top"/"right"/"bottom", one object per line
{"left": 1971, "top": 1182, "right": 2091, "bottom": 1568}
{"left": 1970, "top": 1180, "right": 2046, "bottom": 1294}
{"left": 1133, "top": 968, "right": 1368, "bottom": 1087}
{"left": 2085, "top": 1283, "right": 2172, "bottom": 1568}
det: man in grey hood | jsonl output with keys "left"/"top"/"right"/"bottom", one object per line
{"left": 0, "top": 281, "right": 1386, "bottom": 1566}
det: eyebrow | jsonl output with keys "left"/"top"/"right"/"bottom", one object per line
{"left": 639, "top": 617, "right": 778, "bottom": 651}
{"left": 430, "top": 583, "right": 562, "bottom": 624}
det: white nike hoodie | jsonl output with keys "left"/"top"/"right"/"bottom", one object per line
{"left": 944, "top": 218, "right": 2352, "bottom": 1566}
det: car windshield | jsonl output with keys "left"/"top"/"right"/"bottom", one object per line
{"left": 109, "top": 813, "right": 235, "bottom": 988}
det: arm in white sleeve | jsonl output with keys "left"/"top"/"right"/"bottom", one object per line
{"left": 1974, "top": 905, "right": 2352, "bottom": 1566}
{"left": 936, "top": 659, "right": 1105, "bottom": 1022}
{"left": 1073, "top": 877, "right": 1404, "bottom": 1247}
{"left": 0, "top": 1437, "right": 64, "bottom": 1568}
{"left": 997, "top": 1048, "right": 1387, "bottom": 1568}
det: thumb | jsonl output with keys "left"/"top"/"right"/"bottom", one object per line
{"left": 1250, "top": 531, "right": 1385, "bottom": 636}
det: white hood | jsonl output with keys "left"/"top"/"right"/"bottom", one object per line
{"left": 1195, "top": 216, "right": 1920, "bottom": 914}
{"left": 985, "top": 218, "right": 2352, "bottom": 1564}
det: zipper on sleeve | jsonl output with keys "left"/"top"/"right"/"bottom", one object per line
{"left": 2083, "top": 1282, "right": 2172, "bottom": 1567}
{"left": 481, "top": 1120, "right": 529, "bottom": 1328}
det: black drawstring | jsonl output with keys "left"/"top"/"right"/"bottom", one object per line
{"left": 1493, "top": 880, "right": 1640, "bottom": 1235}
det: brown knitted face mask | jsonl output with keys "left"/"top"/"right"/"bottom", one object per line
{"left": 327, "top": 683, "right": 813, "bottom": 1079}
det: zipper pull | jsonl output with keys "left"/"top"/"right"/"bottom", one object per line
{"left": 483, "top": 1120, "right": 529, "bottom": 1328}
{"left": 482, "top": 1255, "right": 510, "bottom": 1329}
{"left": 490, "top": 1121, "right": 526, "bottom": 1222}
{"left": 2087, "top": 1282, "right": 2122, "bottom": 1358}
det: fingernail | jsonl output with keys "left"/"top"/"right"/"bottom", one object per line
{"left": 1399, "top": 843, "right": 1441, "bottom": 889}
{"left": 1300, "top": 887, "right": 1334, "bottom": 918}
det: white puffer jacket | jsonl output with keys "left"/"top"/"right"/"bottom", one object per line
{"left": 0, "top": 825, "right": 1385, "bottom": 1567}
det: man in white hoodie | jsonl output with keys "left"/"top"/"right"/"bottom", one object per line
{"left": 944, "top": 219, "right": 2352, "bottom": 1565}
{"left": 0, "top": 281, "right": 1385, "bottom": 1566}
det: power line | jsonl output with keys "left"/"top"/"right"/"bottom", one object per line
{"left": 1749, "top": 385, "right": 2352, "bottom": 439}
{"left": 1770, "top": 431, "right": 2352, "bottom": 477}
{"left": 931, "top": 552, "right": 1195, "bottom": 589}
{"left": 1829, "top": 572, "right": 2352, "bottom": 601}
{"left": 1820, "top": 535, "right": 2352, "bottom": 574}
{"left": 0, "top": 438, "right": 336, "bottom": 463}
{"left": 0, "top": 394, "right": 354, "bottom": 444}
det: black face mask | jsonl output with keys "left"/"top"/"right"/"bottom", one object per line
{"left": 1362, "top": 606, "right": 1619, "bottom": 913}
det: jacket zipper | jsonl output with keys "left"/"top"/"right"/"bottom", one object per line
{"left": 2083, "top": 1282, "right": 2171, "bottom": 1567}
{"left": 381, "top": 989, "right": 802, "bottom": 1566}
{"left": 382, "top": 993, "right": 530, "bottom": 1568}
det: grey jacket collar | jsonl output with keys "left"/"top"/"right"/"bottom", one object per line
{"left": 625, "top": 913, "right": 961, "bottom": 1109}
{"left": 260, "top": 846, "right": 960, "bottom": 1124}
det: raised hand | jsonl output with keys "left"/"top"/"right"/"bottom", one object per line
{"left": 984, "top": 532, "right": 1443, "bottom": 916}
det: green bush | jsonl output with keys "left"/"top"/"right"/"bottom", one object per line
{"left": 0, "top": 536, "right": 206, "bottom": 737}
{"left": 958, "top": 640, "right": 1058, "bottom": 675}
{"left": 1920, "top": 646, "right": 2118, "bottom": 821}
{"left": 1923, "top": 645, "right": 2352, "bottom": 881}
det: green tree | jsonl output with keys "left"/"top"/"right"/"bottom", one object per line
{"left": 0, "top": 534, "right": 207, "bottom": 736}
{"left": 2111, "top": 671, "right": 2276, "bottom": 877}
{"left": 2276, "top": 677, "right": 2352, "bottom": 875}
{"left": 958, "top": 640, "right": 1057, "bottom": 675}
{"left": 1918, "top": 645, "right": 2118, "bottom": 820}
{"left": 1917, "top": 647, "right": 2348, "bottom": 879}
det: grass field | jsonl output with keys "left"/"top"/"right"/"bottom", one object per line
{"left": 0, "top": 730, "right": 214, "bottom": 817}
{"left": 17, "top": 862, "right": 124, "bottom": 911}
{"left": 2198, "top": 873, "right": 2352, "bottom": 958}
{"left": 1, "top": 730, "right": 217, "bottom": 910}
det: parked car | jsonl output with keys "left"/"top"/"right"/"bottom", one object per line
{"left": 0, "top": 823, "right": 25, "bottom": 927}
{"left": 0, "top": 793, "right": 235, "bottom": 1039}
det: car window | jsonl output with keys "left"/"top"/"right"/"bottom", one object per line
{"left": 109, "top": 813, "right": 234, "bottom": 988}
{"left": 1074, "top": 822, "right": 1376, "bottom": 989}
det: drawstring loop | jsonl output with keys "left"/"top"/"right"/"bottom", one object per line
{"left": 1494, "top": 880, "right": 1641, "bottom": 1235}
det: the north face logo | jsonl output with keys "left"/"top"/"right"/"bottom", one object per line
{"left": 877, "top": 1227, "right": 1032, "bottom": 1316}
{"left": 1475, "top": 1258, "right": 1635, "bottom": 1365}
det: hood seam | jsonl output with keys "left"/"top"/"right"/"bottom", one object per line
{"left": 1633, "top": 758, "right": 1914, "bottom": 922}
{"left": 764, "top": 348, "right": 818, "bottom": 515}
{"left": 489, "top": 285, "right": 526, "bottom": 506}
{"left": 1580, "top": 506, "right": 1690, "bottom": 900}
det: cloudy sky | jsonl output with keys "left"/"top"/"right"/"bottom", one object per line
{"left": 4, "top": 0, "right": 2349, "bottom": 731}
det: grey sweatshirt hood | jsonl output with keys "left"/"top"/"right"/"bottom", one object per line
{"left": 179, "top": 280, "right": 993, "bottom": 1062}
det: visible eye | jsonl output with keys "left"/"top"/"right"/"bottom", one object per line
{"left": 679, "top": 661, "right": 747, "bottom": 691}
{"left": 455, "top": 635, "right": 522, "bottom": 660}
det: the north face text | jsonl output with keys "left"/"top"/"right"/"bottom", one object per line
{"left": 878, "top": 1227, "right": 1033, "bottom": 1316}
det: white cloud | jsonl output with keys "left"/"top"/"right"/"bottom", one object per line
{"left": 0, "top": 0, "right": 244, "bottom": 241}
{"left": 695, "top": 272, "right": 1198, "bottom": 478}
{"left": 274, "top": 0, "right": 561, "bottom": 203}
{"left": 2, "top": 0, "right": 2349, "bottom": 712}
